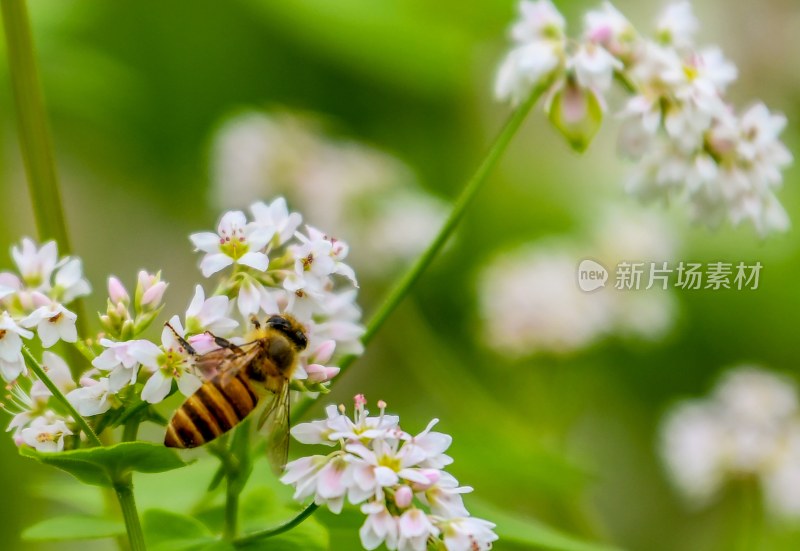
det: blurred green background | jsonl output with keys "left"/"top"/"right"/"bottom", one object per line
{"left": 0, "top": 0, "right": 798, "bottom": 549}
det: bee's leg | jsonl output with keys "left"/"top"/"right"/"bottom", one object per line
{"left": 204, "top": 331, "right": 243, "bottom": 353}
{"left": 165, "top": 322, "right": 197, "bottom": 355}
{"left": 249, "top": 315, "right": 261, "bottom": 330}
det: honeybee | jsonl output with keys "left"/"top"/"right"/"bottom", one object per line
{"left": 163, "top": 314, "right": 308, "bottom": 471}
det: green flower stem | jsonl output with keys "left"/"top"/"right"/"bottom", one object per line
{"left": 233, "top": 503, "right": 319, "bottom": 547}
{"left": 291, "top": 81, "right": 551, "bottom": 422}
{"left": 21, "top": 345, "right": 102, "bottom": 447}
{"left": 0, "top": 0, "right": 88, "bottom": 337}
{"left": 208, "top": 440, "right": 242, "bottom": 541}
{"left": 113, "top": 475, "right": 147, "bottom": 551}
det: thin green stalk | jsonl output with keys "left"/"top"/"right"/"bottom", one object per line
{"left": 21, "top": 345, "right": 102, "bottom": 447}
{"left": 113, "top": 475, "right": 146, "bottom": 551}
{"left": 0, "top": 0, "right": 88, "bottom": 336}
{"left": 122, "top": 419, "right": 140, "bottom": 442}
{"left": 224, "top": 476, "right": 240, "bottom": 541}
{"left": 233, "top": 503, "right": 319, "bottom": 547}
{"left": 291, "top": 81, "right": 551, "bottom": 422}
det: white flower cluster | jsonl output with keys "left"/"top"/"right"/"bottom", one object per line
{"left": 661, "top": 367, "right": 800, "bottom": 518}
{"left": 282, "top": 396, "right": 498, "bottom": 551}
{"left": 0, "top": 238, "right": 92, "bottom": 450}
{"left": 495, "top": 1, "right": 792, "bottom": 235}
{"left": 3, "top": 198, "right": 364, "bottom": 452}
{"left": 478, "top": 207, "right": 677, "bottom": 356}
{"left": 211, "top": 111, "right": 448, "bottom": 277}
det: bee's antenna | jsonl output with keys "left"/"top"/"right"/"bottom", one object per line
{"left": 165, "top": 322, "right": 197, "bottom": 355}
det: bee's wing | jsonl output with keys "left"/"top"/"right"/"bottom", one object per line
{"left": 257, "top": 381, "right": 291, "bottom": 475}
{"left": 196, "top": 345, "right": 259, "bottom": 387}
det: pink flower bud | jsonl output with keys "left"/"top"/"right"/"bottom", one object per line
{"left": 411, "top": 468, "right": 441, "bottom": 491}
{"left": 79, "top": 377, "right": 98, "bottom": 387}
{"left": 107, "top": 276, "right": 129, "bottom": 304}
{"left": 394, "top": 485, "right": 413, "bottom": 509}
{"left": 312, "top": 340, "right": 336, "bottom": 364}
{"left": 141, "top": 281, "right": 167, "bottom": 307}
{"left": 306, "top": 364, "right": 340, "bottom": 384}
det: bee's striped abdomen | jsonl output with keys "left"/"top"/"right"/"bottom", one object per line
{"left": 164, "top": 374, "right": 259, "bottom": 448}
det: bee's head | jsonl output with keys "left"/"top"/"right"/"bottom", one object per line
{"left": 266, "top": 314, "right": 308, "bottom": 351}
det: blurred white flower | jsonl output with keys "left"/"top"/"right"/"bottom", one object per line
{"left": 0, "top": 311, "right": 33, "bottom": 381}
{"left": 478, "top": 207, "right": 677, "bottom": 356}
{"left": 583, "top": 2, "right": 636, "bottom": 59}
{"left": 11, "top": 238, "right": 58, "bottom": 290}
{"left": 52, "top": 258, "right": 91, "bottom": 304}
{"left": 660, "top": 366, "right": 800, "bottom": 517}
{"left": 511, "top": 0, "right": 565, "bottom": 44}
{"left": 495, "top": 42, "right": 563, "bottom": 106}
{"left": 655, "top": 1, "right": 699, "bottom": 49}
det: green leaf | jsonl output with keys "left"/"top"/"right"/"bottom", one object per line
{"left": 143, "top": 509, "right": 233, "bottom": 551}
{"left": 22, "top": 515, "right": 125, "bottom": 541}
{"left": 21, "top": 441, "right": 192, "bottom": 487}
{"left": 469, "top": 499, "right": 624, "bottom": 551}
{"left": 547, "top": 80, "right": 604, "bottom": 153}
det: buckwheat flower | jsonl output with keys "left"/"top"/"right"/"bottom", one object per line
{"left": 184, "top": 285, "right": 238, "bottom": 336}
{"left": 250, "top": 197, "right": 303, "bottom": 246}
{"left": 136, "top": 316, "right": 202, "bottom": 404}
{"left": 397, "top": 508, "right": 439, "bottom": 551}
{"left": 655, "top": 1, "right": 699, "bottom": 49}
{"left": 236, "top": 277, "right": 272, "bottom": 319}
{"left": 35, "top": 352, "right": 76, "bottom": 399}
{"left": 660, "top": 366, "right": 800, "bottom": 510}
{"left": 309, "top": 289, "right": 366, "bottom": 356}
{"left": 417, "top": 472, "right": 471, "bottom": 518}
{"left": 510, "top": 0, "right": 565, "bottom": 44}
{"left": 190, "top": 210, "right": 272, "bottom": 277}
{"left": 0, "top": 311, "right": 33, "bottom": 381}
{"left": 21, "top": 411, "right": 72, "bottom": 453}
{"left": 93, "top": 338, "right": 156, "bottom": 391}
{"left": 66, "top": 377, "right": 115, "bottom": 416}
{"left": 439, "top": 517, "right": 499, "bottom": 551}
{"left": 284, "top": 397, "right": 497, "bottom": 550}
{"left": 135, "top": 270, "right": 167, "bottom": 311}
{"left": 0, "top": 282, "right": 16, "bottom": 302}
{"left": 495, "top": 41, "right": 563, "bottom": 106}
{"left": 583, "top": 2, "right": 636, "bottom": 60}
{"left": 359, "top": 501, "right": 399, "bottom": 551}
{"left": 293, "top": 226, "right": 357, "bottom": 286}
{"left": 11, "top": 238, "right": 58, "bottom": 289}
{"left": 52, "top": 258, "right": 91, "bottom": 303}
{"left": 21, "top": 298, "right": 78, "bottom": 348}
{"left": 478, "top": 245, "right": 612, "bottom": 355}
{"left": 570, "top": 42, "right": 623, "bottom": 93}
